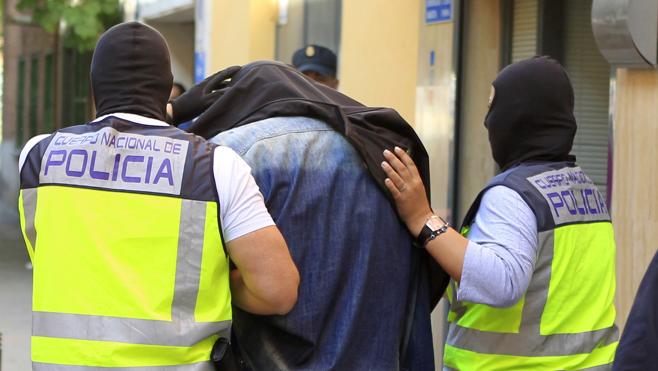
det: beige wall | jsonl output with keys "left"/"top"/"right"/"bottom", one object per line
{"left": 339, "top": 0, "right": 421, "bottom": 123}
{"left": 209, "top": 0, "right": 421, "bottom": 123}
{"left": 457, "top": 0, "right": 500, "bottom": 221}
{"left": 612, "top": 68, "right": 658, "bottom": 329}
{"left": 210, "top": 0, "right": 277, "bottom": 71}
{"left": 149, "top": 22, "right": 195, "bottom": 89}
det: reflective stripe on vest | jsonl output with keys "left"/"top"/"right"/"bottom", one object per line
{"left": 444, "top": 164, "right": 618, "bottom": 370}
{"left": 33, "top": 362, "right": 215, "bottom": 371}
{"left": 18, "top": 120, "right": 231, "bottom": 369}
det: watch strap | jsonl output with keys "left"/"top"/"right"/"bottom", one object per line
{"left": 415, "top": 216, "right": 450, "bottom": 248}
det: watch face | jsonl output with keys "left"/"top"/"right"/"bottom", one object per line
{"left": 426, "top": 217, "right": 443, "bottom": 231}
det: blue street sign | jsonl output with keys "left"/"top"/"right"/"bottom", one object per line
{"left": 426, "top": 0, "right": 452, "bottom": 24}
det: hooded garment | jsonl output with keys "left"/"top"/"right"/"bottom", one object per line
{"left": 188, "top": 61, "right": 432, "bottom": 209}
{"left": 91, "top": 22, "right": 173, "bottom": 121}
{"left": 484, "top": 56, "right": 577, "bottom": 171}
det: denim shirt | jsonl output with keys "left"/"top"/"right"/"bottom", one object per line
{"left": 211, "top": 116, "right": 434, "bottom": 371}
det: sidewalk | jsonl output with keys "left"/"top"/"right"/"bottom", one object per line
{"left": 0, "top": 199, "right": 32, "bottom": 371}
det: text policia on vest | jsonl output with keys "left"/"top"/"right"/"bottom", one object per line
{"left": 528, "top": 167, "right": 609, "bottom": 221}
{"left": 41, "top": 127, "right": 189, "bottom": 195}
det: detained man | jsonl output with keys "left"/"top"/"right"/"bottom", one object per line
{"left": 176, "top": 61, "right": 438, "bottom": 370}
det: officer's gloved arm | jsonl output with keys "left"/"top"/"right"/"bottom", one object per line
{"left": 227, "top": 226, "right": 300, "bottom": 315}
{"left": 167, "top": 66, "right": 241, "bottom": 125}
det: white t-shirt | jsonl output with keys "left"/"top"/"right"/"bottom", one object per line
{"left": 18, "top": 112, "right": 274, "bottom": 243}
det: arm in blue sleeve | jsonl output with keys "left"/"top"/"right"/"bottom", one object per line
{"left": 457, "top": 186, "right": 538, "bottom": 307}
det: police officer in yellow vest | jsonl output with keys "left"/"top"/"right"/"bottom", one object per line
{"left": 381, "top": 56, "right": 618, "bottom": 370}
{"left": 18, "top": 22, "right": 299, "bottom": 370}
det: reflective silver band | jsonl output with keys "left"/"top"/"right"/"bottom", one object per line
{"left": 448, "top": 230, "right": 618, "bottom": 357}
{"left": 519, "top": 231, "right": 555, "bottom": 326}
{"left": 33, "top": 361, "right": 216, "bottom": 371}
{"left": 21, "top": 188, "right": 38, "bottom": 250}
{"left": 33, "top": 312, "right": 231, "bottom": 347}
{"left": 581, "top": 364, "right": 613, "bottom": 371}
{"left": 447, "top": 323, "right": 618, "bottom": 357}
{"left": 172, "top": 199, "right": 207, "bottom": 322}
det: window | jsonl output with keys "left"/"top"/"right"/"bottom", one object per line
{"left": 61, "top": 49, "right": 92, "bottom": 126}
{"left": 43, "top": 54, "right": 54, "bottom": 133}
{"left": 29, "top": 55, "right": 39, "bottom": 138}
{"left": 304, "top": 0, "right": 341, "bottom": 54}
{"left": 275, "top": 0, "right": 341, "bottom": 65}
{"left": 511, "top": 0, "right": 538, "bottom": 62}
{"left": 16, "top": 57, "right": 25, "bottom": 147}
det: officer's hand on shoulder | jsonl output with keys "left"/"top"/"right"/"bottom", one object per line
{"left": 382, "top": 147, "right": 433, "bottom": 238}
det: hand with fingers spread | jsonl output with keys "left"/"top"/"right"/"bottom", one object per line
{"left": 382, "top": 146, "right": 468, "bottom": 281}
{"left": 381, "top": 146, "right": 434, "bottom": 238}
{"left": 168, "top": 65, "right": 242, "bottom": 125}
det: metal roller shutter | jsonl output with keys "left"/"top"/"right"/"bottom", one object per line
{"left": 562, "top": 0, "right": 611, "bottom": 199}
{"left": 512, "top": 0, "right": 538, "bottom": 62}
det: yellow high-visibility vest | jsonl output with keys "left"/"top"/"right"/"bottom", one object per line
{"left": 444, "top": 163, "right": 618, "bottom": 370}
{"left": 18, "top": 117, "right": 231, "bottom": 370}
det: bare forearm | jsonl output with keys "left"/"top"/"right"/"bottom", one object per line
{"left": 423, "top": 228, "right": 468, "bottom": 282}
{"left": 227, "top": 226, "right": 300, "bottom": 316}
{"left": 406, "top": 212, "right": 468, "bottom": 282}
{"left": 230, "top": 269, "right": 297, "bottom": 315}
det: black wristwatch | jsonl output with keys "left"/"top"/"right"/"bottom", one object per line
{"left": 415, "top": 215, "right": 450, "bottom": 248}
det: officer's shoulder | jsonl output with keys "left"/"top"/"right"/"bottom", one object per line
{"left": 18, "top": 133, "right": 52, "bottom": 172}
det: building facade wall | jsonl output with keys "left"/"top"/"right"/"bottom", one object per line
{"left": 1, "top": 0, "right": 55, "bottom": 205}
{"left": 339, "top": 0, "right": 421, "bottom": 123}
{"left": 456, "top": 0, "right": 501, "bottom": 222}
{"left": 204, "top": 0, "right": 423, "bottom": 130}
{"left": 612, "top": 68, "right": 658, "bottom": 328}
{"left": 149, "top": 21, "right": 195, "bottom": 89}
{"left": 209, "top": 0, "right": 276, "bottom": 71}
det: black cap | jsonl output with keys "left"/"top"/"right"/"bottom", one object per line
{"left": 292, "top": 45, "right": 337, "bottom": 78}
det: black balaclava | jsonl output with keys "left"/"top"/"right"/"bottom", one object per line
{"left": 91, "top": 22, "right": 173, "bottom": 121}
{"left": 484, "top": 56, "right": 577, "bottom": 171}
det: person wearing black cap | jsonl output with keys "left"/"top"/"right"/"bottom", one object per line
{"left": 292, "top": 44, "right": 339, "bottom": 89}
{"left": 17, "top": 22, "right": 298, "bottom": 369}
{"left": 381, "top": 56, "right": 618, "bottom": 369}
